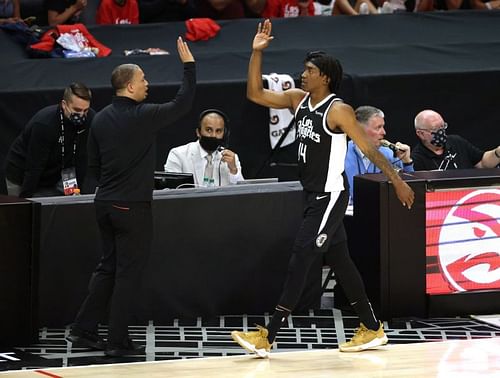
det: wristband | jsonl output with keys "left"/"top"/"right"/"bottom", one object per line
{"left": 403, "top": 160, "right": 413, "bottom": 166}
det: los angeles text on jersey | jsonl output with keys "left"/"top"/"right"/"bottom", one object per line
{"left": 297, "top": 115, "right": 321, "bottom": 143}
{"left": 297, "top": 115, "right": 321, "bottom": 164}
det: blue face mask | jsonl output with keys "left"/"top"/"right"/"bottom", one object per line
{"left": 69, "top": 112, "right": 87, "bottom": 127}
{"left": 430, "top": 127, "right": 447, "bottom": 148}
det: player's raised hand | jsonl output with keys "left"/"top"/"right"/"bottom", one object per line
{"left": 252, "top": 19, "right": 274, "bottom": 51}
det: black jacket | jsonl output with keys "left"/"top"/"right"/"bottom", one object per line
{"left": 5, "top": 104, "right": 95, "bottom": 197}
{"left": 87, "top": 62, "right": 196, "bottom": 202}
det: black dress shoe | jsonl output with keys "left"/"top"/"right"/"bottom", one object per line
{"left": 105, "top": 339, "right": 145, "bottom": 357}
{"left": 66, "top": 327, "right": 106, "bottom": 350}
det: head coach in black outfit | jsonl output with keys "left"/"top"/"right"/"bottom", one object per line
{"left": 4, "top": 83, "right": 95, "bottom": 198}
{"left": 67, "top": 37, "right": 196, "bottom": 357}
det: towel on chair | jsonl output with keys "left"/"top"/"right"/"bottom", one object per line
{"left": 262, "top": 73, "right": 296, "bottom": 148}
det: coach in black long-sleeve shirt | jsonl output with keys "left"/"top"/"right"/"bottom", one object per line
{"left": 86, "top": 62, "right": 195, "bottom": 201}
{"left": 68, "top": 37, "right": 196, "bottom": 357}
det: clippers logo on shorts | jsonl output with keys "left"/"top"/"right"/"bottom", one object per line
{"left": 316, "top": 233, "right": 328, "bottom": 248}
{"left": 425, "top": 188, "right": 500, "bottom": 294}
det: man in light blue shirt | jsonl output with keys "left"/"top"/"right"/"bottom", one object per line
{"left": 345, "top": 106, "right": 414, "bottom": 205}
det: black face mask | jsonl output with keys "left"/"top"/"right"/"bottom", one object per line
{"left": 430, "top": 128, "right": 447, "bottom": 148}
{"left": 199, "top": 136, "right": 223, "bottom": 152}
{"left": 68, "top": 112, "right": 87, "bottom": 127}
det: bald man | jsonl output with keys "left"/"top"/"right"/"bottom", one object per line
{"left": 411, "top": 109, "right": 500, "bottom": 171}
{"left": 164, "top": 109, "right": 244, "bottom": 187}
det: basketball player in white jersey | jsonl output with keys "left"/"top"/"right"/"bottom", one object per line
{"left": 231, "top": 19, "right": 415, "bottom": 357}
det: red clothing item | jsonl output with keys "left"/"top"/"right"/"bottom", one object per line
{"left": 30, "top": 24, "right": 112, "bottom": 57}
{"left": 262, "top": 0, "right": 314, "bottom": 17}
{"left": 185, "top": 18, "right": 221, "bottom": 41}
{"left": 96, "top": 0, "right": 139, "bottom": 25}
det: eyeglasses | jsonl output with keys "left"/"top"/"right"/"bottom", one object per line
{"left": 418, "top": 122, "right": 447, "bottom": 134}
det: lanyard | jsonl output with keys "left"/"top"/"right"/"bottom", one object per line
{"left": 437, "top": 152, "right": 458, "bottom": 170}
{"left": 59, "top": 110, "right": 77, "bottom": 168}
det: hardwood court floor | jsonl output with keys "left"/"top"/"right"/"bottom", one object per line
{"left": 3, "top": 337, "right": 499, "bottom": 377}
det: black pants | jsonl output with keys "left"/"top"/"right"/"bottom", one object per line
{"left": 278, "top": 189, "right": 371, "bottom": 315}
{"left": 73, "top": 200, "right": 152, "bottom": 346}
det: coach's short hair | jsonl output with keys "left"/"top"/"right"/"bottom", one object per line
{"left": 111, "top": 64, "right": 141, "bottom": 91}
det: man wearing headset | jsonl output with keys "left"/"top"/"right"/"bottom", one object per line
{"left": 164, "top": 109, "right": 244, "bottom": 186}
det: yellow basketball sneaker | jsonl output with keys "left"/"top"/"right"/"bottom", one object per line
{"left": 231, "top": 325, "right": 272, "bottom": 358}
{"left": 339, "top": 322, "right": 388, "bottom": 352}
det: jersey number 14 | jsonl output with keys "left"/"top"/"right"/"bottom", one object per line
{"left": 298, "top": 142, "right": 307, "bottom": 163}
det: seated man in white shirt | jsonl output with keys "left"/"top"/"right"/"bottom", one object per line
{"left": 164, "top": 109, "right": 244, "bottom": 186}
